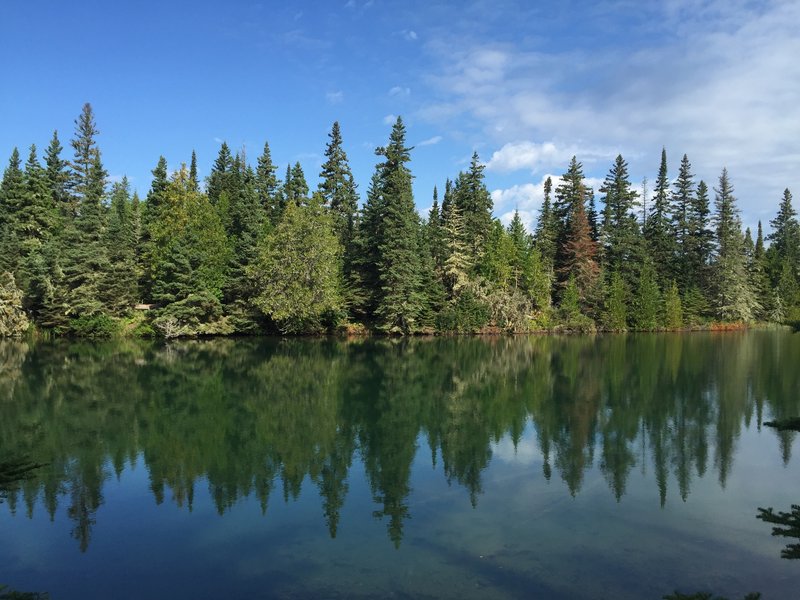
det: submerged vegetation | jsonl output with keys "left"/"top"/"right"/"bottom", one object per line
{"left": 1, "top": 104, "right": 799, "bottom": 336}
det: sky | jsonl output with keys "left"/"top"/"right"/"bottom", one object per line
{"left": 1, "top": 0, "right": 798, "bottom": 234}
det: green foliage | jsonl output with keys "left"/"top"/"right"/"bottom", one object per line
{"left": 0, "top": 272, "right": 30, "bottom": 337}
{"left": 634, "top": 260, "right": 661, "bottom": 330}
{"left": 152, "top": 292, "right": 233, "bottom": 338}
{"left": 603, "top": 271, "right": 627, "bottom": 331}
{"left": 645, "top": 148, "right": 676, "bottom": 284}
{"left": 664, "top": 280, "right": 684, "bottom": 329}
{"left": 68, "top": 313, "right": 118, "bottom": 338}
{"left": 436, "top": 288, "right": 490, "bottom": 332}
{"left": 250, "top": 196, "right": 342, "bottom": 333}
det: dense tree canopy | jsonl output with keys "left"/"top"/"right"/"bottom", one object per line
{"left": 0, "top": 103, "right": 796, "bottom": 337}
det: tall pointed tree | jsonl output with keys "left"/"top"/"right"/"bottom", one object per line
{"left": 255, "top": 141, "right": 280, "bottom": 224}
{"left": 372, "top": 117, "right": 425, "bottom": 333}
{"left": 599, "top": 155, "right": 642, "bottom": 289}
{"left": 711, "top": 169, "right": 757, "bottom": 321}
{"left": 644, "top": 148, "right": 675, "bottom": 284}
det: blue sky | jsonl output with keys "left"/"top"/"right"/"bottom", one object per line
{"left": 1, "top": 0, "right": 798, "bottom": 233}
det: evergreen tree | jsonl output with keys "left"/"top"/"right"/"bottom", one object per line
{"left": 319, "top": 122, "right": 358, "bottom": 246}
{"left": 751, "top": 221, "right": 771, "bottom": 318}
{"left": 104, "top": 178, "right": 139, "bottom": 313}
{"left": 711, "top": 169, "right": 758, "bottom": 321}
{"left": 283, "top": 162, "right": 309, "bottom": 206}
{"left": 663, "top": 280, "right": 683, "bottom": 329}
{"left": 671, "top": 154, "right": 695, "bottom": 289}
{"left": 452, "top": 152, "right": 493, "bottom": 266}
{"left": 139, "top": 156, "right": 169, "bottom": 298}
{"left": 188, "top": 150, "right": 199, "bottom": 191}
{"left": 151, "top": 166, "right": 230, "bottom": 306}
{"left": 44, "top": 130, "right": 70, "bottom": 222}
{"left": 559, "top": 193, "right": 600, "bottom": 311}
{"left": 442, "top": 201, "right": 471, "bottom": 299}
{"left": 372, "top": 117, "right": 425, "bottom": 333}
{"left": 767, "top": 188, "right": 799, "bottom": 290}
{"left": 553, "top": 157, "right": 594, "bottom": 280}
{"left": 255, "top": 141, "right": 280, "bottom": 224}
{"left": 644, "top": 148, "right": 675, "bottom": 285}
{"left": 535, "top": 176, "right": 558, "bottom": 269}
{"left": 250, "top": 193, "right": 341, "bottom": 333}
{"left": 603, "top": 271, "right": 627, "bottom": 331}
{"left": 349, "top": 172, "right": 384, "bottom": 320}
{"left": 61, "top": 103, "right": 111, "bottom": 319}
{"left": 426, "top": 187, "right": 446, "bottom": 273}
{"left": 206, "top": 142, "right": 234, "bottom": 207}
{"left": 0, "top": 149, "right": 24, "bottom": 274}
{"left": 686, "top": 180, "right": 713, "bottom": 299}
{"left": 599, "top": 155, "right": 642, "bottom": 289}
{"left": 633, "top": 259, "right": 661, "bottom": 330}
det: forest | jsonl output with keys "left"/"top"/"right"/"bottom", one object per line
{"left": 1, "top": 103, "right": 798, "bottom": 337}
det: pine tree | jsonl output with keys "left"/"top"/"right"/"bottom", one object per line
{"left": 372, "top": 117, "right": 425, "bottom": 333}
{"left": 319, "top": 122, "right": 358, "bottom": 246}
{"left": 686, "top": 179, "right": 713, "bottom": 299}
{"left": 508, "top": 210, "right": 529, "bottom": 290}
{"left": 599, "top": 155, "right": 642, "bottom": 289}
{"left": 452, "top": 152, "right": 493, "bottom": 266}
{"left": 283, "top": 162, "right": 309, "bottom": 206}
{"left": 663, "top": 280, "right": 683, "bottom": 329}
{"left": 104, "top": 178, "right": 139, "bottom": 313}
{"left": 255, "top": 141, "right": 280, "bottom": 224}
{"left": 603, "top": 271, "right": 627, "bottom": 331}
{"left": 140, "top": 156, "right": 169, "bottom": 298}
{"left": 188, "top": 150, "right": 199, "bottom": 191}
{"left": 633, "top": 259, "right": 661, "bottom": 330}
{"left": 554, "top": 157, "right": 593, "bottom": 280}
{"left": 671, "top": 154, "right": 695, "bottom": 289}
{"left": 711, "top": 169, "right": 758, "bottom": 321}
{"left": 559, "top": 193, "right": 600, "bottom": 311}
{"left": 62, "top": 103, "right": 111, "bottom": 319}
{"left": 206, "top": 142, "right": 234, "bottom": 207}
{"left": 535, "top": 176, "right": 558, "bottom": 269}
{"left": 0, "top": 149, "right": 24, "bottom": 274}
{"left": 767, "top": 188, "right": 799, "bottom": 290}
{"left": 44, "top": 130, "right": 70, "bottom": 222}
{"left": 349, "top": 172, "right": 384, "bottom": 320}
{"left": 644, "top": 148, "right": 675, "bottom": 285}
{"left": 426, "top": 186, "right": 445, "bottom": 272}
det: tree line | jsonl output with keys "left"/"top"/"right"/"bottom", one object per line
{"left": 1, "top": 103, "right": 798, "bottom": 337}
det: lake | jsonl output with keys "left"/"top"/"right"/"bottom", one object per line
{"left": 1, "top": 331, "right": 798, "bottom": 599}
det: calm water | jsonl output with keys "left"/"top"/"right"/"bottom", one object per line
{"left": 1, "top": 332, "right": 799, "bottom": 599}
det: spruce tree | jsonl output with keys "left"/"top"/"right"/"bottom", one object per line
{"left": 319, "top": 122, "right": 358, "bottom": 247}
{"left": 44, "top": 130, "right": 70, "bottom": 222}
{"left": 686, "top": 180, "right": 713, "bottom": 300}
{"left": 0, "top": 149, "right": 24, "bottom": 274}
{"left": 452, "top": 152, "right": 493, "bottom": 266}
{"left": 255, "top": 141, "right": 280, "bottom": 224}
{"left": 535, "top": 176, "right": 557, "bottom": 269}
{"left": 711, "top": 169, "right": 758, "bottom": 321}
{"left": 633, "top": 259, "right": 661, "bottom": 330}
{"left": 188, "top": 150, "right": 199, "bottom": 191}
{"left": 349, "top": 172, "right": 384, "bottom": 320}
{"left": 62, "top": 103, "right": 111, "bottom": 319}
{"left": 140, "top": 156, "right": 169, "bottom": 299}
{"left": 372, "top": 117, "right": 425, "bottom": 333}
{"left": 559, "top": 192, "right": 600, "bottom": 311}
{"left": 644, "top": 148, "right": 675, "bottom": 285}
{"left": 767, "top": 188, "right": 799, "bottom": 291}
{"left": 603, "top": 271, "right": 627, "bottom": 331}
{"left": 283, "top": 162, "right": 309, "bottom": 206}
{"left": 671, "top": 154, "right": 695, "bottom": 289}
{"left": 104, "top": 178, "right": 139, "bottom": 313}
{"left": 599, "top": 155, "right": 642, "bottom": 289}
{"left": 553, "top": 157, "right": 593, "bottom": 281}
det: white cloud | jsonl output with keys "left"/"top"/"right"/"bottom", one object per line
{"left": 401, "top": 29, "right": 418, "bottom": 41}
{"left": 388, "top": 86, "right": 411, "bottom": 97}
{"left": 326, "top": 90, "right": 344, "bottom": 104}
{"left": 417, "top": 135, "right": 442, "bottom": 147}
{"left": 421, "top": 1, "right": 800, "bottom": 223}
{"left": 383, "top": 114, "right": 397, "bottom": 125}
{"left": 486, "top": 141, "right": 617, "bottom": 174}
{"left": 491, "top": 174, "right": 605, "bottom": 230}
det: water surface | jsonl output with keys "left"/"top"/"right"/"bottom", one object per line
{"left": 1, "top": 332, "right": 799, "bottom": 598}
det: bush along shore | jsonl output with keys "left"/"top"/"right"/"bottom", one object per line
{"left": 2, "top": 104, "right": 800, "bottom": 338}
